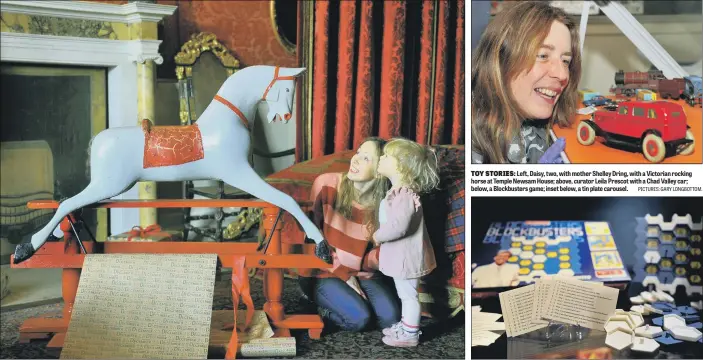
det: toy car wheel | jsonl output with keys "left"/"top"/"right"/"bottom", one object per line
{"left": 577, "top": 122, "right": 596, "bottom": 146}
{"left": 679, "top": 129, "right": 695, "bottom": 156}
{"left": 642, "top": 133, "right": 666, "bottom": 163}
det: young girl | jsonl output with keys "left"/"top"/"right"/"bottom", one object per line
{"left": 471, "top": 1, "right": 581, "bottom": 164}
{"left": 366, "top": 138, "right": 439, "bottom": 347}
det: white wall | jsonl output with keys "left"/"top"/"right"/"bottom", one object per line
{"left": 579, "top": 15, "right": 702, "bottom": 94}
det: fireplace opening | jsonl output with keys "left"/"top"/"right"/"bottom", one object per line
{"left": 0, "top": 63, "right": 108, "bottom": 261}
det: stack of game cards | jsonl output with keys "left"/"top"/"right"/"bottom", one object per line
{"left": 499, "top": 276, "right": 619, "bottom": 337}
{"left": 471, "top": 306, "right": 506, "bottom": 346}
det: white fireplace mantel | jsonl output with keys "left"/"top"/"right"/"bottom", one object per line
{"left": 0, "top": 0, "right": 177, "bottom": 236}
{"left": 0, "top": 0, "right": 175, "bottom": 24}
{"left": 1, "top": 32, "right": 164, "bottom": 66}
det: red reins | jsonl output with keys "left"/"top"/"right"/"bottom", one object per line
{"left": 213, "top": 66, "right": 294, "bottom": 129}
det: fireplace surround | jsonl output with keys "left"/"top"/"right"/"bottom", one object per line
{"left": 1, "top": 0, "right": 177, "bottom": 237}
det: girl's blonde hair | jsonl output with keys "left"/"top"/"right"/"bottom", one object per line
{"left": 471, "top": 1, "right": 582, "bottom": 163}
{"left": 336, "top": 137, "right": 389, "bottom": 238}
{"left": 383, "top": 138, "right": 440, "bottom": 194}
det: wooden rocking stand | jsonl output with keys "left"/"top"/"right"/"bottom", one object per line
{"left": 10, "top": 199, "right": 329, "bottom": 356}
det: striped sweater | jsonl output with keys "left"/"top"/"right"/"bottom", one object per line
{"left": 307, "top": 172, "right": 375, "bottom": 281}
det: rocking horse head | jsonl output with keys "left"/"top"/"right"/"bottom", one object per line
{"left": 259, "top": 66, "right": 305, "bottom": 124}
{"left": 213, "top": 65, "right": 306, "bottom": 126}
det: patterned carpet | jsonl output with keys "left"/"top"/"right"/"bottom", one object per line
{"left": 0, "top": 276, "right": 465, "bottom": 359}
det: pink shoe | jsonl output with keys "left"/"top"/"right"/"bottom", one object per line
{"left": 382, "top": 328, "right": 421, "bottom": 347}
{"left": 382, "top": 322, "right": 402, "bottom": 336}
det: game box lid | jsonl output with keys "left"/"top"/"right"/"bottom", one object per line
{"left": 471, "top": 221, "right": 631, "bottom": 295}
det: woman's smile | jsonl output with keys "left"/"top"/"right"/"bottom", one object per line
{"left": 534, "top": 86, "right": 562, "bottom": 105}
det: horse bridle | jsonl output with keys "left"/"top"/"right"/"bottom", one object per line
{"left": 213, "top": 66, "right": 295, "bottom": 130}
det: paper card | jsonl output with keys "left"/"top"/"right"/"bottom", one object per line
{"left": 587, "top": 235, "right": 617, "bottom": 250}
{"left": 472, "top": 306, "right": 482, "bottom": 313}
{"left": 576, "top": 106, "right": 597, "bottom": 115}
{"left": 240, "top": 338, "right": 297, "bottom": 357}
{"left": 542, "top": 278, "right": 618, "bottom": 330}
{"left": 540, "top": 276, "right": 601, "bottom": 320}
{"left": 533, "top": 276, "right": 606, "bottom": 323}
{"left": 472, "top": 321, "right": 507, "bottom": 331}
{"left": 472, "top": 312, "right": 503, "bottom": 323}
{"left": 472, "top": 330, "right": 502, "bottom": 347}
{"left": 591, "top": 251, "right": 624, "bottom": 270}
{"left": 60, "top": 254, "right": 217, "bottom": 359}
{"left": 499, "top": 284, "right": 548, "bottom": 337}
{"left": 531, "top": 278, "right": 553, "bottom": 322}
{"left": 543, "top": 276, "right": 575, "bottom": 320}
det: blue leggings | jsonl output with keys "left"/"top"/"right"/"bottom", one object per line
{"left": 300, "top": 276, "right": 401, "bottom": 332}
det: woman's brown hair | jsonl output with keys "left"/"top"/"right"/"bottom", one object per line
{"left": 471, "top": 1, "right": 582, "bottom": 163}
{"left": 335, "top": 137, "right": 389, "bottom": 238}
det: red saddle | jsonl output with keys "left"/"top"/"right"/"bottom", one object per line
{"left": 141, "top": 119, "right": 205, "bottom": 168}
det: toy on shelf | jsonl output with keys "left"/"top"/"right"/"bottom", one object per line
{"left": 13, "top": 65, "right": 326, "bottom": 264}
{"left": 656, "top": 79, "right": 687, "bottom": 100}
{"left": 636, "top": 89, "right": 657, "bottom": 101}
{"left": 583, "top": 95, "right": 616, "bottom": 107}
{"left": 609, "top": 70, "right": 686, "bottom": 100}
{"left": 683, "top": 75, "right": 702, "bottom": 108}
{"left": 610, "top": 70, "right": 664, "bottom": 98}
{"left": 633, "top": 214, "right": 703, "bottom": 297}
{"left": 576, "top": 100, "right": 695, "bottom": 163}
{"left": 579, "top": 89, "right": 600, "bottom": 104}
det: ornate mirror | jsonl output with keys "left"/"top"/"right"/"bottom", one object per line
{"left": 174, "top": 33, "right": 260, "bottom": 243}
{"left": 175, "top": 32, "right": 240, "bottom": 125}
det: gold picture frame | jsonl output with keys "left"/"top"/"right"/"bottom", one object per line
{"left": 175, "top": 32, "right": 241, "bottom": 126}
{"left": 174, "top": 33, "right": 258, "bottom": 241}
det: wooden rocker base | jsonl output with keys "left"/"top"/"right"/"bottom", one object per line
{"left": 33, "top": 311, "right": 324, "bottom": 350}
{"left": 11, "top": 199, "right": 330, "bottom": 358}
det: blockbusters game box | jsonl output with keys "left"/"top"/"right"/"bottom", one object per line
{"left": 471, "top": 221, "right": 631, "bottom": 290}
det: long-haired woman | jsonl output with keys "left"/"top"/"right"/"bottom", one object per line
{"left": 471, "top": 1, "right": 582, "bottom": 164}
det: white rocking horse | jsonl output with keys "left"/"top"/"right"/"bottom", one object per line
{"left": 14, "top": 65, "right": 325, "bottom": 263}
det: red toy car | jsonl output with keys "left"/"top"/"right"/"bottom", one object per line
{"left": 576, "top": 101, "right": 695, "bottom": 162}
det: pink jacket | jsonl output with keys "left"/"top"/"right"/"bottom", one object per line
{"left": 373, "top": 187, "right": 437, "bottom": 279}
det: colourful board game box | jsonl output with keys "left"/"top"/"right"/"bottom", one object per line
{"left": 471, "top": 221, "right": 631, "bottom": 289}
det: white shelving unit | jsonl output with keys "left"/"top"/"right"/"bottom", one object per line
{"left": 580, "top": 0, "right": 689, "bottom": 79}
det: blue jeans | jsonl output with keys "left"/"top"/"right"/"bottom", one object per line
{"left": 299, "top": 276, "right": 401, "bottom": 332}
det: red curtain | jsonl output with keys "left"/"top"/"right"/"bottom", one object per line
{"left": 296, "top": 0, "right": 464, "bottom": 161}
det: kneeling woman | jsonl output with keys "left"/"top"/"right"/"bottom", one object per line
{"left": 299, "top": 137, "right": 400, "bottom": 331}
